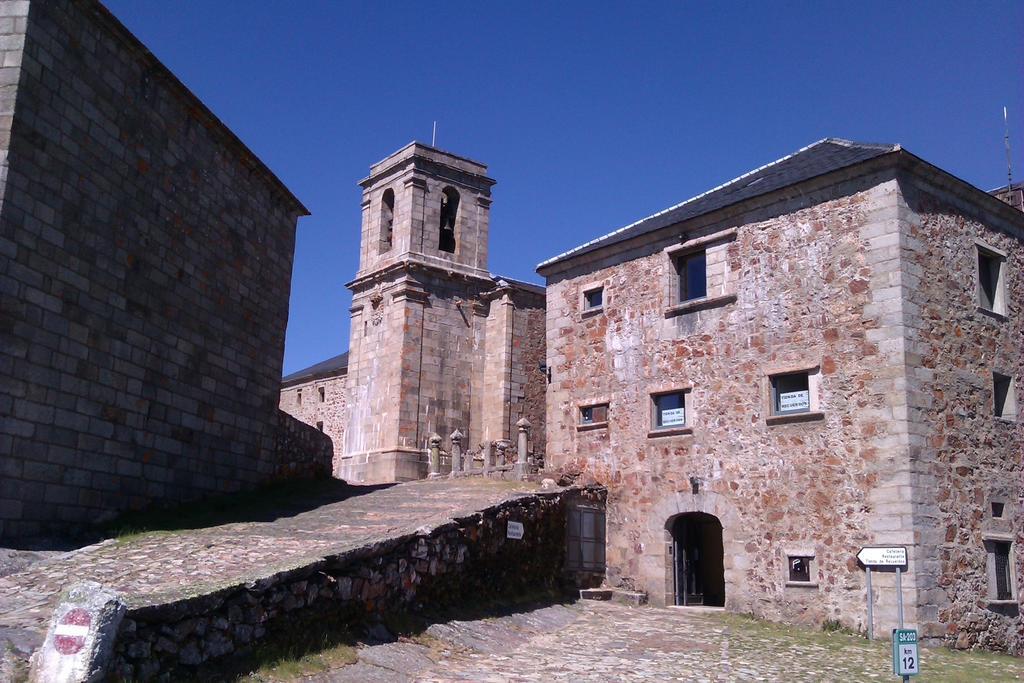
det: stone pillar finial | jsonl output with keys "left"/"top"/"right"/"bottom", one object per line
{"left": 428, "top": 433, "right": 442, "bottom": 477}
{"left": 482, "top": 441, "right": 493, "bottom": 473}
{"left": 495, "top": 440, "right": 509, "bottom": 466}
{"left": 449, "top": 428, "right": 464, "bottom": 475}
{"left": 514, "top": 419, "right": 530, "bottom": 479}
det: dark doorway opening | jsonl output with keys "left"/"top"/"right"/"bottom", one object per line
{"left": 670, "top": 512, "right": 725, "bottom": 606}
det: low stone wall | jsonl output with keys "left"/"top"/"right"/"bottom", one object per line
{"left": 271, "top": 409, "right": 333, "bottom": 480}
{"left": 109, "top": 486, "right": 605, "bottom": 681}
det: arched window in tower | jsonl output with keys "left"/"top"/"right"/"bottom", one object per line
{"left": 379, "top": 188, "right": 395, "bottom": 253}
{"left": 439, "top": 187, "right": 459, "bottom": 253}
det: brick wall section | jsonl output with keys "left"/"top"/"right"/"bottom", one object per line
{"left": 898, "top": 174, "right": 1024, "bottom": 651}
{"left": 271, "top": 410, "right": 333, "bottom": 480}
{"left": 0, "top": 0, "right": 27, "bottom": 213}
{"left": 279, "top": 372, "right": 348, "bottom": 476}
{"left": 0, "top": 0, "right": 306, "bottom": 538}
{"left": 509, "top": 290, "right": 546, "bottom": 454}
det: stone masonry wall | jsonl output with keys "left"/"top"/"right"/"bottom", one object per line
{"left": 898, "top": 174, "right": 1024, "bottom": 652}
{"left": 0, "top": 0, "right": 305, "bottom": 537}
{"left": 544, "top": 169, "right": 918, "bottom": 632}
{"left": 271, "top": 409, "right": 333, "bottom": 480}
{"left": 278, "top": 372, "right": 348, "bottom": 476}
{"left": 510, "top": 292, "right": 546, "bottom": 457}
{"left": 109, "top": 486, "right": 604, "bottom": 681}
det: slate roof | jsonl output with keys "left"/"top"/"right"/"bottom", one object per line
{"left": 281, "top": 352, "right": 349, "bottom": 386}
{"left": 537, "top": 138, "right": 899, "bottom": 271}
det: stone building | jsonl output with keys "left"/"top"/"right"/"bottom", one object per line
{"left": 0, "top": 0, "right": 310, "bottom": 538}
{"left": 281, "top": 143, "right": 547, "bottom": 483}
{"left": 279, "top": 352, "right": 349, "bottom": 454}
{"left": 538, "top": 138, "right": 1024, "bottom": 652}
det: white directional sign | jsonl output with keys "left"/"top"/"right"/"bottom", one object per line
{"left": 857, "top": 546, "right": 907, "bottom": 567}
{"left": 507, "top": 521, "right": 524, "bottom": 540}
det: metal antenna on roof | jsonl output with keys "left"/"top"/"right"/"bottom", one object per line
{"left": 1005, "top": 106, "right": 1013, "bottom": 192}
{"left": 432, "top": 121, "right": 437, "bottom": 147}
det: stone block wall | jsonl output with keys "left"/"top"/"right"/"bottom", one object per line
{"left": 897, "top": 174, "right": 1024, "bottom": 652}
{"left": 543, "top": 169, "right": 919, "bottom": 631}
{"left": 278, "top": 373, "right": 348, "bottom": 476}
{"left": 108, "top": 486, "right": 604, "bottom": 681}
{"left": 0, "top": 0, "right": 306, "bottom": 538}
{"left": 271, "top": 410, "right": 333, "bottom": 480}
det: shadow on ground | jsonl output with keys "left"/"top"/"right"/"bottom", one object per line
{"left": 1, "top": 478, "right": 395, "bottom": 554}
{"left": 186, "top": 590, "right": 576, "bottom": 683}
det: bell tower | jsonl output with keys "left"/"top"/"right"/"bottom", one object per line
{"left": 340, "top": 143, "right": 497, "bottom": 483}
{"left": 353, "top": 143, "right": 494, "bottom": 281}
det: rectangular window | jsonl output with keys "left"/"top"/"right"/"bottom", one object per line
{"left": 788, "top": 556, "right": 812, "bottom": 583}
{"left": 771, "top": 373, "right": 810, "bottom": 415}
{"left": 653, "top": 391, "right": 687, "bottom": 429}
{"left": 316, "top": 421, "right": 324, "bottom": 432}
{"left": 676, "top": 250, "right": 707, "bottom": 302}
{"left": 994, "top": 542, "right": 1013, "bottom": 601}
{"left": 993, "top": 372, "right": 1016, "bottom": 419}
{"left": 583, "top": 287, "right": 604, "bottom": 311}
{"left": 297, "top": 390, "right": 302, "bottom": 405}
{"left": 580, "top": 403, "right": 608, "bottom": 425}
{"left": 977, "top": 247, "right": 1006, "bottom": 315}
{"left": 318, "top": 386, "right": 326, "bottom": 403}
{"left": 992, "top": 502, "right": 1005, "bottom": 518}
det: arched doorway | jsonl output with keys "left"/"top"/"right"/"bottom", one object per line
{"left": 670, "top": 512, "right": 725, "bottom": 607}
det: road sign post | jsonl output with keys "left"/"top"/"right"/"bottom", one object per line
{"left": 857, "top": 547, "right": 908, "bottom": 640}
{"left": 892, "top": 629, "right": 919, "bottom": 678}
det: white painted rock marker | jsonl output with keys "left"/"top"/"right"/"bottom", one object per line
{"left": 30, "top": 581, "right": 126, "bottom": 683}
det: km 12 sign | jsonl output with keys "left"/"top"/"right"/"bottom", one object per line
{"left": 857, "top": 546, "right": 907, "bottom": 567}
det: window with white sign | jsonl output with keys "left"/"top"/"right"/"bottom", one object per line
{"left": 652, "top": 391, "right": 687, "bottom": 429}
{"left": 771, "top": 372, "right": 810, "bottom": 415}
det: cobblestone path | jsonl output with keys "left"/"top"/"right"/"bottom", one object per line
{"left": 0, "top": 479, "right": 539, "bottom": 643}
{"left": 308, "top": 601, "right": 1024, "bottom": 682}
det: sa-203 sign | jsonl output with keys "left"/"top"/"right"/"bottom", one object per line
{"left": 892, "top": 629, "right": 920, "bottom": 677}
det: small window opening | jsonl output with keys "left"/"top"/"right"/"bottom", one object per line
{"left": 771, "top": 373, "right": 810, "bottom": 415}
{"left": 580, "top": 404, "right": 608, "bottom": 425}
{"left": 318, "top": 387, "right": 325, "bottom": 403}
{"left": 992, "top": 502, "right": 1006, "bottom": 519}
{"left": 978, "top": 248, "right": 1005, "bottom": 313}
{"left": 676, "top": 250, "right": 707, "bottom": 302}
{"left": 583, "top": 287, "right": 604, "bottom": 311}
{"left": 439, "top": 187, "right": 459, "bottom": 253}
{"left": 297, "top": 390, "right": 302, "bottom": 405}
{"left": 653, "top": 391, "right": 687, "bottom": 429}
{"left": 379, "top": 188, "right": 395, "bottom": 253}
{"left": 993, "top": 372, "right": 1016, "bottom": 419}
{"left": 994, "top": 542, "right": 1013, "bottom": 601}
{"left": 316, "top": 421, "right": 324, "bottom": 432}
{"left": 789, "top": 556, "right": 812, "bottom": 583}
{"left": 690, "top": 476, "right": 700, "bottom": 495}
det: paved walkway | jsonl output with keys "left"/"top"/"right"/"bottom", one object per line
{"left": 306, "top": 601, "right": 1024, "bottom": 682}
{"left": 0, "top": 479, "right": 540, "bottom": 645}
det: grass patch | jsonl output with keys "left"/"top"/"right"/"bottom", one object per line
{"left": 179, "top": 610, "right": 360, "bottom": 683}
{"left": 102, "top": 478, "right": 392, "bottom": 541}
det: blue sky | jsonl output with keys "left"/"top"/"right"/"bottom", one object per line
{"left": 104, "top": 1, "right": 1023, "bottom": 375}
